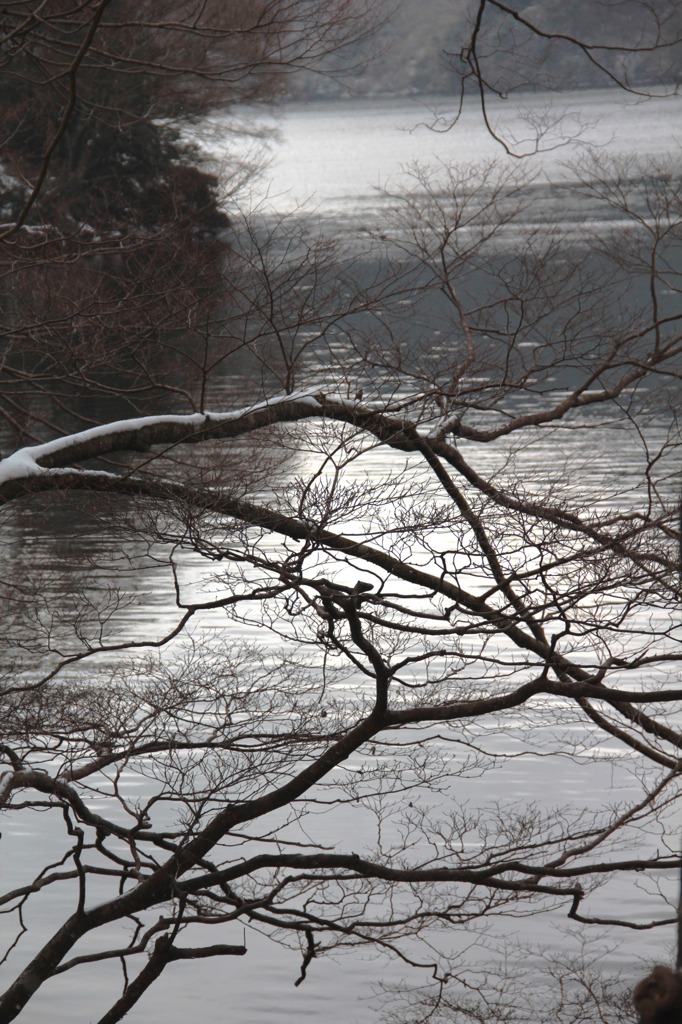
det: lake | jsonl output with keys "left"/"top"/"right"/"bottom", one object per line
{"left": 221, "top": 87, "right": 682, "bottom": 224}
{"left": 1, "top": 87, "right": 681, "bottom": 1023}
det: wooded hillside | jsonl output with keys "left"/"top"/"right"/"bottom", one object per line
{"left": 288, "top": 0, "right": 681, "bottom": 99}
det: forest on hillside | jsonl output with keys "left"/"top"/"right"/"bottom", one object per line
{"left": 288, "top": 0, "right": 682, "bottom": 99}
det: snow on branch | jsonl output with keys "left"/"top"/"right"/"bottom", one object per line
{"left": 0, "top": 391, "right": 437, "bottom": 504}
{"left": 0, "top": 393, "right": 330, "bottom": 494}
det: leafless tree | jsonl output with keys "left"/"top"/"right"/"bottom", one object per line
{"left": 0, "top": 4, "right": 681, "bottom": 1023}
{"left": 0, "top": 0, "right": 380, "bottom": 232}
{"left": 381, "top": 940, "right": 640, "bottom": 1023}
{"left": 0, "top": 0, "right": 384, "bottom": 451}
{"left": 0, "top": 150, "right": 680, "bottom": 1021}
{"left": 447, "top": 0, "right": 682, "bottom": 153}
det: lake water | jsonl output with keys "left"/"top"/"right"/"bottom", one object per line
{"left": 2, "top": 88, "right": 681, "bottom": 1023}
{"left": 221, "top": 87, "right": 682, "bottom": 225}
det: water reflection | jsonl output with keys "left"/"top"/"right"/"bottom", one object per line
{"left": 1, "top": 89, "right": 681, "bottom": 1024}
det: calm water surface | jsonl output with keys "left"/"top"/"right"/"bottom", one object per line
{"left": 225, "top": 88, "right": 682, "bottom": 224}
{"left": 2, "top": 89, "right": 681, "bottom": 1023}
